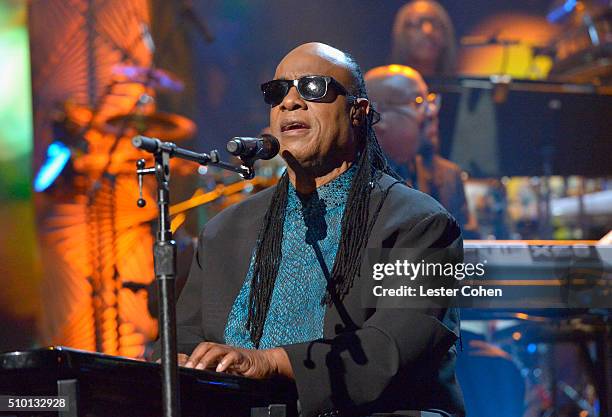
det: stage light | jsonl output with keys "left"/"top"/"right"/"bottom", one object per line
{"left": 547, "top": 0, "right": 577, "bottom": 23}
{"left": 33, "top": 141, "right": 71, "bottom": 192}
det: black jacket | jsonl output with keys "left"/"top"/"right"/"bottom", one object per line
{"left": 173, "top": 173, "right": 465, "bottom": 417}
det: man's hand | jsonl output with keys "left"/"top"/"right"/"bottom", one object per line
{"left": 183, "top": 342, "right": 293, "bottom": 380}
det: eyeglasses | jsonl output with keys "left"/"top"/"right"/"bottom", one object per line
{"left": 404, "top": 16, "right": 445, "bottom": 32}
{"left": 375, "top": 93, "right": 440, "bottom": 116}
{"left": 416, "top": 92, "right": 440, "bottom": 109}
{"left": 260, "top": 75, "right": 356, "bottom": 107}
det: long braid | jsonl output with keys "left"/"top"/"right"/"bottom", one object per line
{"left": 324, "top": 143, "right": 371, "bottom": 303}
{"left": 325, "top": 105, "right": 402, "bottom": 303}
{"left": 247, "top": 53, "right": 402, "bottom": 347}
{"left": 246, "top": 172, "right": 289, "bottom": 347}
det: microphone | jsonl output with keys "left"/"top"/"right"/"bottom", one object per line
{"left": 226, "top": 134, "right": 280, "bottom": 161}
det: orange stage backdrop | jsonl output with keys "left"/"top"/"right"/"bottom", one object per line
{"left": 30, "top": 0, "right": 159, "bottom": 358}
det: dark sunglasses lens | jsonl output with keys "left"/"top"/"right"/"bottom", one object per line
{"left": 262, "top": 81, "right": 288, "bottom": 105}
{"left": 298, "top": 77, "right": 327, "bottom": 100}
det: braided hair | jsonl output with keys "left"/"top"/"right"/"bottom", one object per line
{"left": 246, "top": 54, "right": 401, "bottom": 347}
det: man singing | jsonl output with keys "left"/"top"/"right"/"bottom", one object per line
{"left": 165, "top": 43, "right": 465, "bottom": 417}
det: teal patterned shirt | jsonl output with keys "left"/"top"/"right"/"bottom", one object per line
{"left": 224, "top": 166, "right": 356, "bottom": 349}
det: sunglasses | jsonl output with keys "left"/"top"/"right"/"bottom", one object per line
{"left": 261, "top": 75, "right": 356, "bottom": 106}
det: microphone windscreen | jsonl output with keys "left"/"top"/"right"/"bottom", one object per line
{"left": 226, "top": 139, "right": 242, "bottom": 155}
{"left": 260, "top": 134, "right": 280, "bottom": 160}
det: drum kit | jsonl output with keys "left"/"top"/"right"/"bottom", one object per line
{"left": 37, "top": 63, "right": 281, "bottom": 359}
{"left": 50, "top": 62, "right": 279, "bottom": 215}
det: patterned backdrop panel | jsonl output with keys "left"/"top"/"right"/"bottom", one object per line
{"left": 30, "top": 0, "right": 157, "bottom": 357}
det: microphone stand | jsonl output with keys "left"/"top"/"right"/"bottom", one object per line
{"left": 132, "top": 135, "right": 254, "bottom": 417}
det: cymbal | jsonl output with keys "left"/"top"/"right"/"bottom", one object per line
{"left": 62, "top": 102, "right": 196, "bottom": 142}
{"left": 62, "top": 102, "right": 105, "bottom": 131}
{"left": 111, "top": 64, "right": 184, "bottom": 92}
{"left": 102, "top": 112, "right": 197, "bottom": 141}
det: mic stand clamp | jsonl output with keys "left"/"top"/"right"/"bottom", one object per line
{"left": 133, "top": 135, "right": 258, "bottom": 417}
{"left": 208, "top": 149, "right": 256, "bottom": 180}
